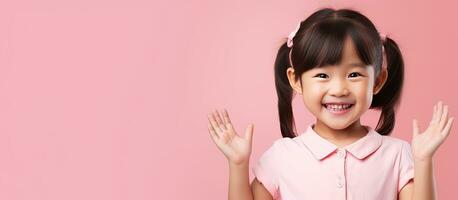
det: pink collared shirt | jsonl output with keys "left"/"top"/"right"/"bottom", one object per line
{"left": 252, "top": 124, "right": 414, "bottom": 200}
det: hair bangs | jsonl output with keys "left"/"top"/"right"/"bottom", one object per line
{"left": 293, "top": 18, "right": 378, "bottom": 72}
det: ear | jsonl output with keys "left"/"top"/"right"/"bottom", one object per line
{"left": 373, "top": 68, "right": 388, "bottom": 95}
{"left": 286, "top": 67, "right": 303, "bottom": 95}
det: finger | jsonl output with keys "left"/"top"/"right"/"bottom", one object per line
{"left": 208, "top": 113, "right": 223, "bottom": 134}
{"left": 208, "top": 122, "right": 219, "bottom": 141}
{"left": 212, "top": 110, "right": 225, "bottom": 131}
{"left": 441, "top": 117, "right": 454, "bottom": 138}
{"left": 213, "top": 109, "right": 227, "bottom": 130}
{"left": 431, "top": 103, "right": 439, "bottom": 125}
{"left": 245, "top": 124, "right": 254, "bottom": 144}
{"left": 223, "top": 108, "right": 233, "bottom": 130}
{"left": 435, "top": 101, "right": 444, "bottom": 125}
{"left": 431, "top": 104, "right": 437, "bottom": 124}
{"left": 413, "top": 119, "right": 420, "bottom": 137}
{"left": 439, "top": 105, "right": 449, "bottom": 131}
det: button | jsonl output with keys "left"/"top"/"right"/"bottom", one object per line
{"left": 337, "top": 181, "right": 343, "bottom": 188}
{"left": 336, "top": 149, "right": 345, "bottom": 158}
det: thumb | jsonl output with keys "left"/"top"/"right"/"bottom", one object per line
{"left": 413, "top": 119, "right": 420, "bottom": 137}
{"left": 245, "top": 123, "right": 254, "bottom": 143}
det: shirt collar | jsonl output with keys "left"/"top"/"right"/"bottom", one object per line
{"left": 299, "top": 124, "right": 383, "bottom": 160}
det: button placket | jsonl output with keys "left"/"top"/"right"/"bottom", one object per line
{"left": 336, "top": 148, "right": 346, "bottom": 190}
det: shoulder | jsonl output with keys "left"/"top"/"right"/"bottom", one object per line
{"left": 257, "top": 135, "right": 304, "bottom": 160}
{"left": 269, "top": 135, "right": 305, "bottom": 151}
{"left": 379, "top": 135, "right": 412, "bottom": 158}
{"left": 380, "top": 135, "right": 411, "bottom": 149}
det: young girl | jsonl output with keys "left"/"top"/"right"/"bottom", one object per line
{"left": 207, "top": 8, "right": 454, "bottom": 200}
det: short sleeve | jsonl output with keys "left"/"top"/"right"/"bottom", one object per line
{"left": 398, "top": 141, "right": 415, "bottom": 192}
{"left": 251, "top": 141, "right": 281, "bottom": 199}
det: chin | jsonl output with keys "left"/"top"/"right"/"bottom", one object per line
{"left": 322, "top": 120, "right": 354, "bottom": 130}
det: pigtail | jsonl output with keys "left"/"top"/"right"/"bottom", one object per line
{"left": 371, "top": 36, "right": 405, "bottom": 135}
{"left": 274, "top": 41, "right": 297, "bottom": 138}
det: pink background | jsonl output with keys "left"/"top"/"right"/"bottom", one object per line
{"left": 0, "top": 0, "right": 457, "bottom": 199}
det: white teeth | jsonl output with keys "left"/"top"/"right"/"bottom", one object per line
{"left": 325, "top": 104, "right": 352, "bottom": 111}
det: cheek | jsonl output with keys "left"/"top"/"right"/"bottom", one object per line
{"left": 353, "top": 82, "right": 373, "bottom": 108}
{"left": 302, "top": 82, "right": 324, "bottom": 99}
{"left": 301, "top": 83, "right": 325, "bottom": 112}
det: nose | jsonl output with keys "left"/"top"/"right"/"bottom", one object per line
{"left": 328, "top": 79, "right": 350, "bottom": 97}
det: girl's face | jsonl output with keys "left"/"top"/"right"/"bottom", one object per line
{"left": 287, "top": 37, "right": 388, "bottom": 130}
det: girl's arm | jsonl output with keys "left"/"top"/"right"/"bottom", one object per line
{"left": 207, "top": 109, "right": 258, "bottom": 200}
{"left": 398, "top": 158, "right": 436, "bottom": 200}
{"left": 399, "top": 101, "right": 453, "bottom": 200}
{"left": 229, "top": 162, "right": 254, "bottom": 200}
{"left": 228, "top": 161, "right": 274, "bottom": 200}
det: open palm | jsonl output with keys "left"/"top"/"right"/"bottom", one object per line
{"left": 412, "top": 101, "right": 454, "bottom": 160}
{"left": 207, "top": 109, "right": 254, "bottom": 165}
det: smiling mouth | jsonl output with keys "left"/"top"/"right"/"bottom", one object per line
{"left": 322, "top": 103, "right": 354, "bottom": 114}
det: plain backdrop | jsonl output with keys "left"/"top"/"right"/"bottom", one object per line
{"left": 0, "top": 0, "right": 457, "bottom": 199}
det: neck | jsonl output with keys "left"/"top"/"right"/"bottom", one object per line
{"left": 313, "top": 119, "right": 368, "bottom": 144}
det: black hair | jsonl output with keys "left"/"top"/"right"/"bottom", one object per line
{"left": 274, "top": 8, "right": 404, "bottom": 138}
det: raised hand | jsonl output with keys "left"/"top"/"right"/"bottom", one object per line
{"left": 412, "top": 101, "right": 454, "bottom": 160}
{"left": 207, "top": 109, "right": 254, "bottom": 166}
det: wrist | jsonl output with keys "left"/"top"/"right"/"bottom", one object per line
{"left": 414, "top": 156, "right": 434, "bottom": 163}
{"left": 229, "top": 160, "right": 249, "bottom": 169}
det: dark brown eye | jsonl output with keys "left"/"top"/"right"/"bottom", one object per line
{"left": 349, "top": 72, "right": 362, "bottom": 78}
{"left": 314, "top": 73, "right": 328, "bottom": 79}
